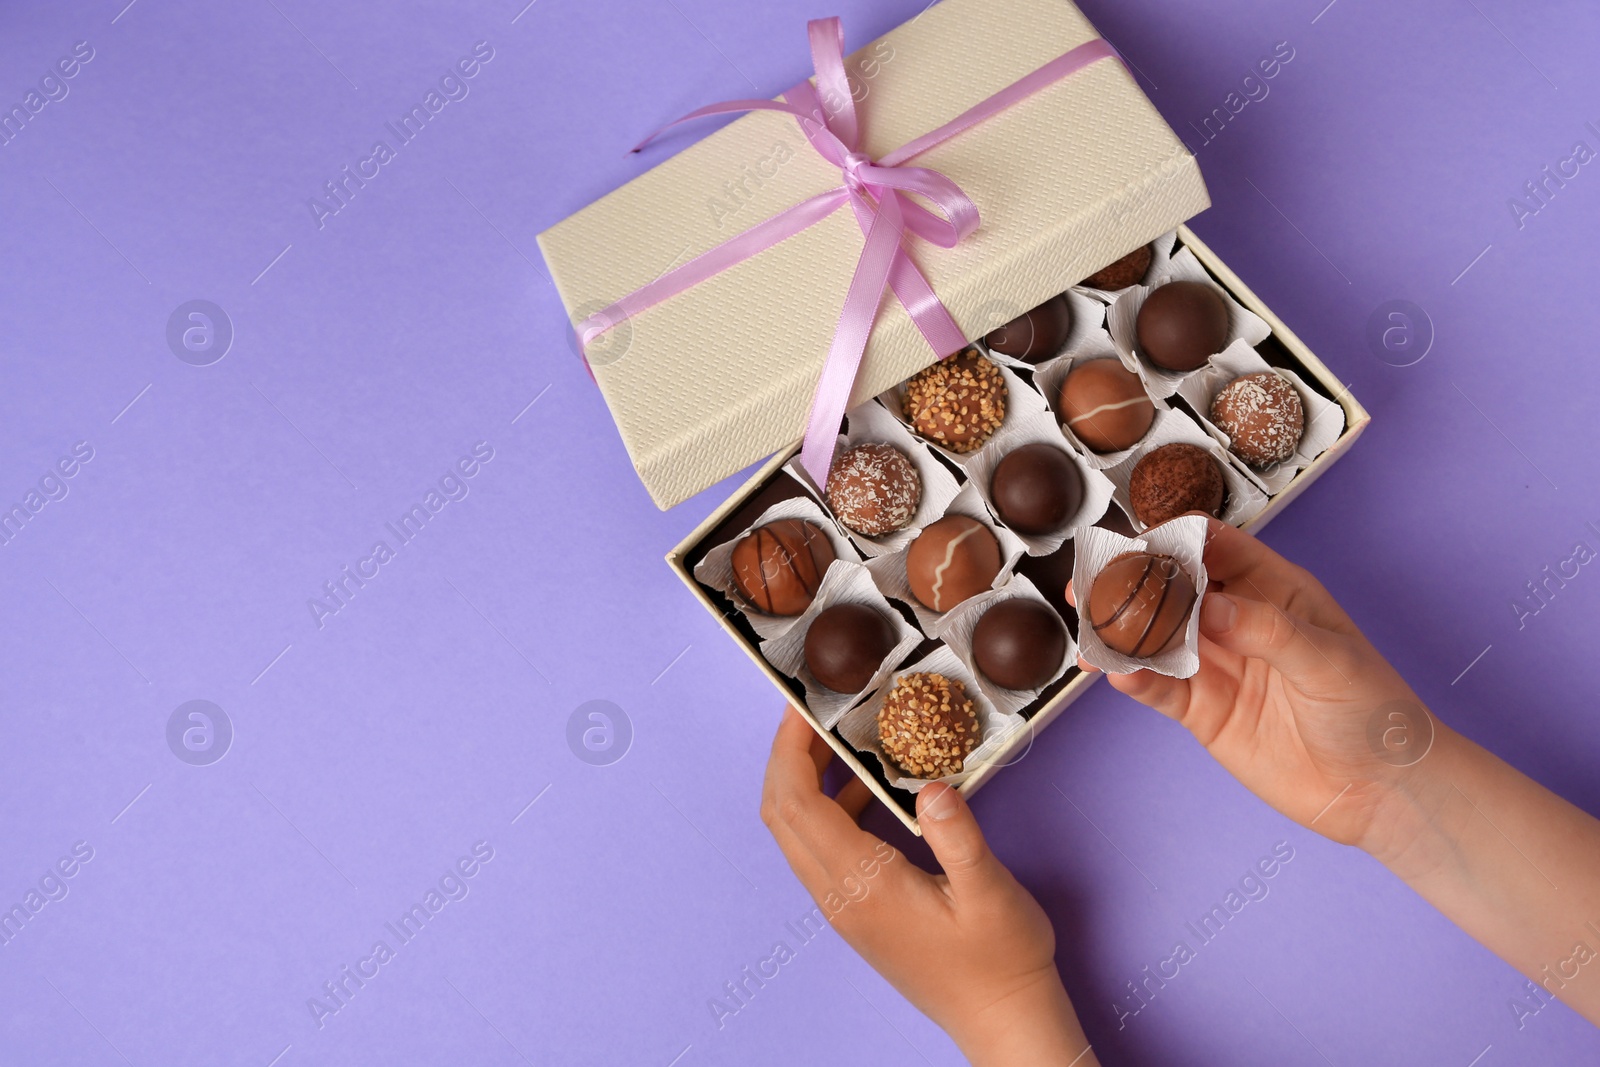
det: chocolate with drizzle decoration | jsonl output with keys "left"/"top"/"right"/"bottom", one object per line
{"left": 1086, "top": 550, "right": 1196, "bottom": 658}
{"left": 729, "top": 519, "right": 836, "bottom": 616}
{"left": 905, "top": 515, "right": 1001, "bottom": 613}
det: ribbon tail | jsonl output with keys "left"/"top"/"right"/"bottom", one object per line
{"left": 843, "top": 193, "right": 968, "bottom": 358}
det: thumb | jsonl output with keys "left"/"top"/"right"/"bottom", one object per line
{"left": 916, "top": 782, "right": 1006, "bottom": 895}
{"left": 1200, "top": 590, "right": 1352, "bottom": 687}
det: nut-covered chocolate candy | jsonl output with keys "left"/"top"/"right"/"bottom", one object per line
{"left": 1209, "top": 371, "right": 1305, "bottom": 469}
{"left": 730, "top": 519, "right": 836, "bottom": 616}
{"left": 877, "top": 672, "right": 980, "bottom": 777}
{"left": 902, "top": 347, "right": 1007, "bottom": 453}
{"left": 1059, "top": 359, "right": 1155, "bottom": 453}
{"left": 1136, "top": 281, "right": 1230, "bottom": 372}
{"left": 906, "top": 515, "right": 1002, "bottom": 612}
{"left": 1087, "top": 551, "right": 1196, "bottom": 658}
{"left": 1080, "top": 245, "right": 1153, "bottom": 290}
{"left": 804, "top": 603, "right": 898, "bottom": 693}
{"left": 985, "top": 295, "right": 1072, "bottom": 363}
{"left": 1128, "top": 443, "right": 1225, "bottom": 527}
{"left": 973, "top": 597, "right": 1067, "bottom": 690}
{"left": 990, "top": 443, "right": 1083, "bottom": 536}
{"left": 826, "top": 442, "right": 921, "bottom": 536}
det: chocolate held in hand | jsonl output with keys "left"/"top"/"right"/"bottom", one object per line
{"left": 902, "top": 347, "right": 1007, "bottom": 452}
{"left": 1136, "top": 280, "right": 1230, "bottom": 372}
{"left": 989, "top": 443, "right": 1083, "bottom": 536}
{"left": 1059, "top": 359, "right": 1155, "bottom": 453}
{"left": 973, "top": 597, "right": 1067, "bottom": 690}
{"left": 877, "top": 672, "right": 979, "bottom": 777}
{"left": 1087, "top": 551, "right": 1196, "bottom": 658}
{"left": 804, "top": 603, "right": 897, "bottom": 693}
{"left": 1128, "top": 443, "right": 1224, "bottom": 527}
{"left": 730, "top": 519, "right": 836, "bottom": 616}
{"left": 906, "top": 515, "right": 1002, "bottom": 612}
{"left": 985, "top": 295, "right": 1072, "bottom": 363}
{"left": 1080, "top": 244, "right": 1153, "bottom": 290}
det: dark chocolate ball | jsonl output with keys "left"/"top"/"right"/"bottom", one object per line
{"left": 985, "top": 295, "right": 1073, "bottom": 363}
{"left": 1210, "top": 371, "right": 1305, "bottom": 469}
{"left": 990, "top": 443, "right": 1083, "bottom": 536}
{"left": 877, "top": 672, "right": 979, "bottom": 777}
{"left": 804, "top": 603, "right": 898, "bottom": 693}
{"left": 1059, "top": 359, "right": 1155, "bottom": 453}
{"left": 826, "top": 442, "right": 921, "bottom": 536}
{"left": 973, "top": 598, "right": 1067, "bottom": 690}
{"left": 1081, "top": 245, "right": 1153, "bottom": 290}
{"left": 1086, "top": 551, "right": 1196, "bottom": 658}
{"left": 906, "top": 515, "right": 1001, "bottom": 613}
{"left": 730, "top": 519, "right": 836, "bottom": 616}
{"left": 1136, "top": 281, "right": 1230, "bottom": 372}
{"left": 1128, "top": 443, "right": 1225, "bottom": 527}
{"left": 903, "top": 348, "right": 1007, "bottom": 452}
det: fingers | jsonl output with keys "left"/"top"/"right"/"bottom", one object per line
{"left": 1103, "top": 666, "right": 1191, "bottom": 720}
{"left": 916, "top": 783, "right": 1009, "bottom": 899}
{"left": 762, "top": 708, "right": 885, "bottom": 893}
{"left": 1197, "top": 519, "right": 1353, "bottom": 633}
{"left": 1199, "top": 590, "right": 1355, "bottom": 689}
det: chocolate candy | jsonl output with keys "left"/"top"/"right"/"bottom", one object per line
{"left": 990, "top": 443, "right": 1083, "bottom": 535}
{"left": 730, "top": 519, "right": 836, "bottom": 615}
{"left": 1210, "top": 371, "right": 1305, "bottom": 469}
{"left": 877, "top": 672, "right": 979, "bottom": 777}
{"left": 1087, "top": 551, "right": 1196, "bottom": 658}
{"left": 804, "top": 603, "right": 898, "bottom": 693}
{"left": 1080, "top": 245, "right": 1153, "bottom": 290}
{"left": 1128, "top": 443, "right": 1224, "bottom": 527}
{"left": 826, "top": 442, "right": 921, "bottom": 536}
{"left": 973, "top": 598, "right": 1067, "bottom": 690}
{"left": 906, "top": 515, "right": 1002, "bottom": 612}
{"left": 1136, "top": 281, "right": 1230, "bottom": 372}
{"left": 903, "top": 348, "right": 1007, "bottom": 452}
{"left": 985, "top": 295, "right": 1072, "bottom": 363}
{"left": 1059, "top": 359, "right": 1155, "bottom": 453}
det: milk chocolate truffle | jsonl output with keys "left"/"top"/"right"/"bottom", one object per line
{"left": 1081, "top": 244, "right": 1153, "bottom": 290}
{"left": 826, "top": 442, "right": 921, "bottom": 536}
{"left": 1128, "top": 443, "right": 1225, "bottom": 527}
{"left": 973, "top": 598, "right": 1067, "bottom": 690}
{"left": 730, "top": 519, "right": 836, "bottom": 615}
{"left": 1087, "top": 551, "right": 1197, "bottom": 658}
{"left": 903, "top": 348, "right": 1007, "bottom": 452}
{"left": 906, "top": 515, "right": 1002, "bottom": 612}
{"left": 877, "top": 672, "right": 979, "bottom": 777}
{"left": 1136, "top": 281, "right": 1230, "bottom": 372}
{"left": 1059, "top": 359, "right": 1155, "bottom": 453}
{"left": 990, "top": 443, "right": 1083, "bottom": 535}
{"left": 985, "top": 296, "right": 1072, "bottom": 363}
{"left": 805, "top": 603, "right": 898, "bottom": 693}
{"left": 1209, "top": 371, "right": 1305, "bottom": 469}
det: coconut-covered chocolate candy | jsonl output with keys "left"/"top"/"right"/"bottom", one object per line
{"left": 973, "top": 597, "right": 1067, "bottom": 690}
{"left": 1081, "top": 245, "right": 1153, "bottom": 290}
{"left": 730, "top": 519, "right": 836, "bottom": 616}
{"left": 1087, "top": 551, "right": 1196, "bottom": 658}
{"left": 1136, "top": 281, "right": 1230, "bottom": 372}
{"left": 985, "top": 296, "right": 1072, "bottom": 363}
{"left": 804, "top": 603, "right": 898, "bottom": 694}
{"left": 1210, "top": 371, "right": 1304, "bottom": 469}
{"left": 877, "top": 672, "right": 980, "bottom": 777}
{"left": 1128, "top": 443, "right": 1224, "bottom": 527}
{"left": 906, "top": 515, "right": 1002, "bottom": 613}
{"left": 826, "top": 442, "right": 921, "bottom": 536}
{"left": 902, "top": 348, "right": 1007, "bottom": 452}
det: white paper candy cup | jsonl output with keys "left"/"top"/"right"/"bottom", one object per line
{"left": 1104, "top": 409, "right": 1268, "bottom": 532}
{"left": 1107, "top": 244, "right": 1272, "bottom": 398}
{"left": 938, "top": 573, "right": 1077, "bottom": 715}
{"left": 836, "top": 644, "right": 1026, "bottom": 793}
{"left": 1072, "top": 229, "right": 1178, "bottom": 301}
{"left": 757, "top": 561, "right": 926, "bottom": 730}
{"left": 1072, "top": 516, "right": 1209, "bottom": 679}
{"left": 1175, "top": 340, "right": 1347, "bottom": 495}
{"left": 881, "top": 357, "right": 1048, "bottom": 469}
{"left": 1034, "top": 331, "right": 1169, "bottom": 471}
{"left": 692, "top": 495, "right": 859, "bottom": 642}
{"left": 961, "top": 408, "right": 1115, "bottom": 557}
{"left": 864, "top": 482, "right": 1028, "bottom": 634}
{"left": 973, "top": 289, "right": 1105, "bottom": 372}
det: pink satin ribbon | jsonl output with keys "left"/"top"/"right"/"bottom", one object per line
{"left": 577, "top": 19, "right": 1118, "bottom": 486}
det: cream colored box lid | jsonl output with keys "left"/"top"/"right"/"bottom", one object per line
{"left": 537, "top": 0, "right": 1209, "bottom": 510}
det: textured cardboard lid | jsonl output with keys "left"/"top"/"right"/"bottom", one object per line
{"left": 537, "top": 0, "right": 1209, "bottom": 510}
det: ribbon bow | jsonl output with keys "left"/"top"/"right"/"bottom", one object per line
{"left": 577, "top": 19, "right": 1118, "bottom": 486}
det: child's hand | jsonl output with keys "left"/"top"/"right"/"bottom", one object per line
{"left": 760, "top": 708, "right": 1096, "bottom": 1066}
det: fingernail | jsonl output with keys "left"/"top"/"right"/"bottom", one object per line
{"left": 1201, "top": 592, "right": 1237, "bottom": 634}
{"left": 919, "top": 783, "right": 960, "bottom": 821}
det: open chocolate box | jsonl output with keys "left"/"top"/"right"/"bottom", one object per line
{"left": 537, "top": 0, "right": 1370, "bottom": 832}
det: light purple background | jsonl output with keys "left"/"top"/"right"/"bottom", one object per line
{"left": 2, "top": 0, "right": 1597, "bottom": 1064}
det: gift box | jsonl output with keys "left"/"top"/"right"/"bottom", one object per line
{"left": 538, "top": 0, "right": 1370, "bottom": 833}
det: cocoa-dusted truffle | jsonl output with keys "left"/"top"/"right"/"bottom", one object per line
{"left": 1059, "top": 359, "right": 1155, "bottom": 453}
{"left": 730, "top": 519, "right": 836, "bottom": 615}
{"left": 990, "top": 443, "right": 1083, "bottom": 536}
{"left": 902, "top": 348, "right": 1007, "bottom": 452}
{"left": 804, "top": 603, "right": 898, "bottom": 693}
{"left": 985, "top": 296, "right": 1072, "bottom": 363}
{"left": 1128, "top": 443, "right": 1224, "bottom": 527}
{"left": 1087, "top": 551, "right": 1196, "bottom": 658}
{"left": 906, "top": 515, "right": 1002, "bottom": 612}
{"left": 1136, "top": 281, "right": 1230, "bottom": 372}
{"left": 973, "top": 598, "right": 1067, "bottom": 690}
{"left": 1210, "top": 371, "right": 1305, "bottom": 469}
{"left": 1081, "top": 245, "right": 1153, "bottom": 290}
{"left": 877, "top": 672, "right": 980, "bottom": 777}
{"left": 826, "top": 442, "right": 921, "bottom": 536}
